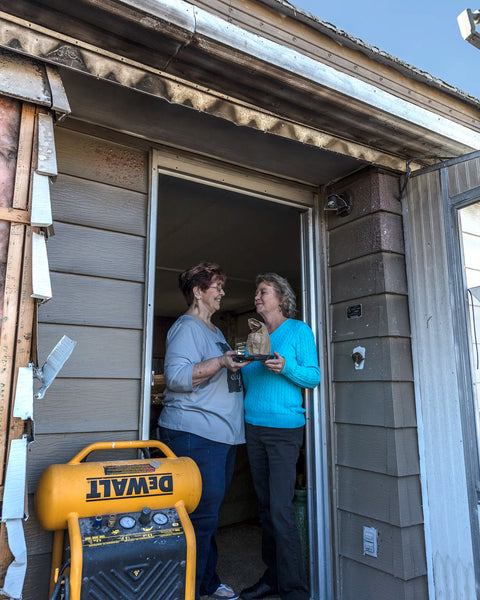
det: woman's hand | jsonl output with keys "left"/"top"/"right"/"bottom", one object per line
{"left": 264, "top": 351, "right": 285, "bottom": 374}
{"left": 192, "top": 351, "right": 245, "bottom": 386}
{"left": 220, "top": 351, "right": 248, "bottom": 372}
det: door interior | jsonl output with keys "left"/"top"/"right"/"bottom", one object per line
{"left": 150, "top": 173, "right": 307, "bottom": 589}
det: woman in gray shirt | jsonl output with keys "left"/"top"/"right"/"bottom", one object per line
{"left": 159, "top": 261, "right": 246, "bottom": 600}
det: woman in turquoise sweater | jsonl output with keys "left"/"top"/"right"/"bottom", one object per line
{"left": 240, "top": 273, "right": 320, "bottom": 600}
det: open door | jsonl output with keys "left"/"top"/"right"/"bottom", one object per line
{"left": 141, "top": 148, "right": 330, "bottom": 599}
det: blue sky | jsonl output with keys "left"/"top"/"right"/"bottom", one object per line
{"left": 290, "top": 0, "right": 480, "bottom": 99}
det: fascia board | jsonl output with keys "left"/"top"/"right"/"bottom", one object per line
{"left": 118, "top": 0, "right": 480, "bottom": 150}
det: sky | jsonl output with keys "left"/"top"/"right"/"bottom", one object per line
{"left": 288, "top": 0, "right": 480, "bottom": 99}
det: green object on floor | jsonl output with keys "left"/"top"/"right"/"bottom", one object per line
{"left": 293, "top": 487, "right": 309, "bottom": 578}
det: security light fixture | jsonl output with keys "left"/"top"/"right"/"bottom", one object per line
{"left": 458, "top": 8, "right": 480, "bottom": 49}
{"left": 325, "top": 193, "right": 352, "bottom": 217}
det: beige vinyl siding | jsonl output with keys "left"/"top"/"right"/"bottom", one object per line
{"left": 25, "top": 126, "right": 149, "bottom": 599}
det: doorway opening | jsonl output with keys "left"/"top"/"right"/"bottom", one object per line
{"left": 150, "top": 173, "right": 307, "bottom": 592}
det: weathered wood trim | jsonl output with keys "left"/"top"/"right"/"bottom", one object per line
{"left": 0, "top": 101, "right": 38, "bottom": 594}
{"left": 6, "top": 226, "right": 35, "bottom": 443}
{"left": 0, "top": 207, "right": 30, "bottom": 224}
{"left": 0, "top": 102, "right": 35, "bottom": 483}
{"left": 11, "top": 103, "right": 35, "bottom": 207}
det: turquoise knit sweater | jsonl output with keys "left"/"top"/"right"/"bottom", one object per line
{"left": 242, "top": 319, "right": 321, "bottom": 428}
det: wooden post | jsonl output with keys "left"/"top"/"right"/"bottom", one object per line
{"left": 0, "top": 102, "right": 35, "bottom": 484}
{"left": 0, "top": 102, "right": 36, "bottom": 592}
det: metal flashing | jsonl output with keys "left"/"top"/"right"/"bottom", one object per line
{"left": 0, "top": 11, "right": 416, "bottom": 172}
{"left": 1, "top": 1, "right": 479, "bottom": 164}
{"left": 0, "top": 46, "right": 70, "bottom": 116}
{"left": 260, "top": 0, "right": 480, "bottom": 108}
{"left": 187, "top": 2, "right": 480, "bottom": 150}
{"left": 81, "top": 0, "right": 480, "bottom": 149}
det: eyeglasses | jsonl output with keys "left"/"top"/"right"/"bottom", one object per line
{"left": 209, "top": 284, "right": 225, "bottom": 293}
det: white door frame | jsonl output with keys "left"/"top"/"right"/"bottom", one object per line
{"left": 443, "top": 181, "right": 480, "bottom": 594}
{"left": 142, "top": 146, "right": 332, "bottom": 600}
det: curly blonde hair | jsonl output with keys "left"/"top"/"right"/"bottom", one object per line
{"left": 255, "top": 273, "right": 296, "bottom": 318}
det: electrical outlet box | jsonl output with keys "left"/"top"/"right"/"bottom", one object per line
{"left": 363, "top": 526, "right": 378, "bottom": 557}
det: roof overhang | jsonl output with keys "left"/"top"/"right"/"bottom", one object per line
{"left": 0, "top": 0, "right": 479, "bottom": 172}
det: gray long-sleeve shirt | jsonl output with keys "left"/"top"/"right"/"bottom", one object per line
{"left": 158, "top": 315, "right": 245, "bottom": 445}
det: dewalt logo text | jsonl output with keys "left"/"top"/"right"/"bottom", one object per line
{"left": 86, "top": 474, "right": 173, "bottom": 501}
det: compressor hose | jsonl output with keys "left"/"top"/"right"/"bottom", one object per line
{"left": 49, "top": 559, "right": 71, "bottom": 600}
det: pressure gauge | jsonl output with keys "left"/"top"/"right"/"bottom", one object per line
{"left": 119, "top": 515, "right": 136, "bottom": 529}
{"left": 153, "top": 512, "right": 168, "bottom": 525}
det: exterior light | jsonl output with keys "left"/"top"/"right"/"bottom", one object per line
{"left": 458, "top": 8, "right": 480, "bottom": 49}
{"left": 324, "top": 193, "right": 352, "bottom": 217}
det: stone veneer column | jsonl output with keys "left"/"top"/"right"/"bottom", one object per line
{"left": 326, "top": 167, "right": 427, "bottom": 600}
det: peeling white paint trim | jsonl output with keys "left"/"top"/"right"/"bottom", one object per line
{"left": 123, "top": 0, "right": 480, "bottom": 150}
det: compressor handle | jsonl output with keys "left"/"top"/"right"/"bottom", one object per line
{"left": 68, "top": 440, "right": 177, "bottom": 464}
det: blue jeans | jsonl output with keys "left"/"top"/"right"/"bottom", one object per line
{"left": 159, "top": 427, "right": 237, "bottom": 600}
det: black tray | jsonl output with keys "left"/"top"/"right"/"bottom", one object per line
{"left": 232, "top": 354, "right": 275, "bottom": 363}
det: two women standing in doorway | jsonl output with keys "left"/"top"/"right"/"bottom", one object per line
{"left": 159, "top": 263, "right": 320, "bottom": 600}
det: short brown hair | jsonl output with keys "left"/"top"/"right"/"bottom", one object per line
{"left": 179, "top": 261, "right": 226, "bottom": 306}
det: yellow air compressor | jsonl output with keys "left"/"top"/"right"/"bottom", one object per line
{"left": 35, "top": 440, "right": 202, "bottom": 600}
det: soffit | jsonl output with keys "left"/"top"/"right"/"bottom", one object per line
{"left": 0, "top": 0, "right": 477, "bottom": 169}
{"left": 59, "top": 68, "right": 364, "bottom": 187}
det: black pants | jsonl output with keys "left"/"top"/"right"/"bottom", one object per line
{"left": 245, "top": 423, "right": 309, "bottom": 600}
